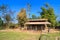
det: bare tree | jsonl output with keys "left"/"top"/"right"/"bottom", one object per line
{"left": 27, "top": 3, "right": 31, "bottom": 18}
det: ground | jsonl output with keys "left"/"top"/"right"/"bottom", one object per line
{"left": 0, "top": 29, "right": 60, "bottom": 40}
{"left": 0, "top": 29, "right": 40, "bottom": 40}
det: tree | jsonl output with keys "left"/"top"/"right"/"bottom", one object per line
{"left": 27, "top": 3, "right": 31, "bottom": 18}
{"left": 0, "top": 17, "right": 3, "bottom": 27}
{"left": 17, "top": 9, "right": 27, "bottom": 27}
{"left": 0, "top": 17, "right": 4, "bottom": 29}
{"left": 0, "top": 4, "right": 14, "bottom": 28}
{"left": 56, "top": 21, "right": 60, "bottom": 26}
{"left": 32, "top": 14, "right": 37, "bottom": 19}
{"left": 31, "top": 14, "right": 40, "bottom": 19}
{"left": 4, "top": 14, "right": 12, "bottom": 28}
{"left": 40, "top": 4, "right": 56, "bottom": 27}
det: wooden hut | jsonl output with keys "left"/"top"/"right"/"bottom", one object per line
{"left": 24, "top": 19, "right": 51, "bottom": 31}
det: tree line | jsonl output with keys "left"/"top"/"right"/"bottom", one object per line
{"left": 0, "top": 4, "right": 60, "bottom": 29}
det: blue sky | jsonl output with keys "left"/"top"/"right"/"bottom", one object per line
{"left": 0, "top": 0, "right": 60, "bottom": 22}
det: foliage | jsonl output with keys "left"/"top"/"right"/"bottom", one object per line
{"left": 40, "top": 4, "right": 56, "bottom": 27}
{"left": 0, "top": 17, "right": 3, "bottom": 29}
{"left": 4, "top": 14, "right": 11, "bottom": 23}
{"left": 31, "top": 14, "right": 41, "bottom": 19}
{"left": 32, "top": 14, "right": 37, "bottom": 19}
{"left": 0, "top": 4, "right": 14, "bottom": 28}
{"left": 56, "top": 21, "right": 60, "bottom": 26}
{"left": 9, "top": 22, "right": 19, "bottom": 29}
{"left": 9, "top": 22, "right": 15, "bottom": 29}
{"left": 17, "top": 9, "right": 27, "bottom": 27}
{"left": 0, "top": 18, "right": 3, "bottom": 26}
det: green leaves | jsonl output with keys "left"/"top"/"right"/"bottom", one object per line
{"left": 0, "top": 18, "right": 3, "bottom": 27}
{"left": 0, "top": 4, "right": 14, "bottom": 29}
{"left": 40, "top": 4, "right": 56, "bottom": 27}
{"left": 32, "top": 14, "right": 37, "bottom": 19}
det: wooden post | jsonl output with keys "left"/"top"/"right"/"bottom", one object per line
{"left": 35, "top": 26, "right": 37, "bottom": 31}
{"left": 24, "top": 24, "right": 27, "bottom": 30}
{"left": 45, "top": 24, "right": 47, "bottom": 29}
{"left": 30, "top": 25, "right": 32, "bottom": 30}
{"left": 45, "top": 24, "right": 48, "bottom": 33}
{"left": 41, "top": 26, "right": 42, "bottom": 33}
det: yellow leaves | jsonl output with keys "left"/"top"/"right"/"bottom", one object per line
{"left": 18, "top": 9, "right": 26, "bottom": 18}
{"left": 17, "top": 9, "right": 27, "bottom": 26}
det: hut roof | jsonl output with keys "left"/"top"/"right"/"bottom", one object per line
{"left": 28, "top": 19, "right": 48, "bottom": 21}
{"left": 25, "top": 22, "right": 51, "bottom": 25}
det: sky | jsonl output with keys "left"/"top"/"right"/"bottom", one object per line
{"left": 0, "top": 0, "right": 60, "bottom": 23}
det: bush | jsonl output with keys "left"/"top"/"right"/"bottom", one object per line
{"left": 9, "top": 23, "right": 19, "bottom": 29}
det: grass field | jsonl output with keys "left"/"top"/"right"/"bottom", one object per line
{"left": 0, "top": 31, "right": 40, "bottom": 40}
{"left": 40, "top": 33, "right": 60, "bottom": 40}
{"left": 0, "top": 31, "right": 60, "bottom": 40}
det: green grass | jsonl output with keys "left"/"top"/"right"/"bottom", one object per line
{"left": 0, "top": 31, "right": 60, "bottom": 40}
{"left": 40, "top": 33, "right": 60, "bottom": 40}
{"left": 0, "top": 31, "right": 40, "bottom": 40}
